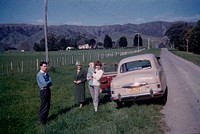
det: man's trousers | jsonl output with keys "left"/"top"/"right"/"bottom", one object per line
{"left": 39, "top": 88, "right": 51, "bottom": 124}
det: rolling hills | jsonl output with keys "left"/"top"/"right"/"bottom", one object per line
{"left": 0, "top": 21, "right": 173, "bottom": 50}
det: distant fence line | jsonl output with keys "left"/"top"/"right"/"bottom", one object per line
{"left": 0, "top": 49, "right": 143, "bottom": 76}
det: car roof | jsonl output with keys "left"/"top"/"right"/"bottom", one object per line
{"left": 119, "top": 54, "right": 156, "bottom": 63}
{"left": 118, "top": 54, "right": 158, "bottom": 72}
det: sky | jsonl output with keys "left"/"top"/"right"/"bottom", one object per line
{"left": 0, "top": 0, "right": 200, "bottom": 26}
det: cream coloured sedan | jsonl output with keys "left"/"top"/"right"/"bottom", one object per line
{"left": 110, "top": 54, "right": 168, "bottom": 107}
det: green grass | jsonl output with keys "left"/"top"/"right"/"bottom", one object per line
{"left": 169, "top": 49, "right": 200, "bottom": 66}
{"left": 0, "top": 49, "right": 164, "bottom": 134}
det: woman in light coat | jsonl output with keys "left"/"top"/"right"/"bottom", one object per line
{"left": 89, "top": 61, "right": 103, "bottom": 112}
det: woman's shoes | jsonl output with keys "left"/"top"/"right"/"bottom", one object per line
{"left": 79, "top": 104, "right": 83, "bottom": 108}
{"left": 94, "top": 107, "right": 97, "bottom": 112}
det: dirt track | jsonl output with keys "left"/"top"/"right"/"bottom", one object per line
{"left": 160, "top": 48, "right": 200, "bottom": 134}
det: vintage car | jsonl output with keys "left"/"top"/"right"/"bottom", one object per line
{"left": 100, "top": 72, "right": 117, "bottom": 93}
{"left": 100, "top": 63, "right": 117, "bottom": 93}
{"left": 110, "top": 54, "right": 168, "bottom": 107}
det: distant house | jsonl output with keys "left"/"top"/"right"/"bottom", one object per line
{"left": 78, "top": 44, "right": 91, "bottom": 49}
{"left": 66, "top": 47, "right": 75, "bottom": 51}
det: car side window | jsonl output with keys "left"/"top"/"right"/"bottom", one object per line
{"left": 120, "top": 64, "right": 128, "bottom": 72}
{"left": 120, "top": 60, "right": 151, "bottom": 73}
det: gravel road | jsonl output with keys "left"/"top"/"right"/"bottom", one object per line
{"left": 160, "top": 48, "right": 200, "bottom": 134}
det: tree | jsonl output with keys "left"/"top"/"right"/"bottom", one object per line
{"left": 119, "top": 36, "right": 128, "bottom": 47}
{"left": 89, "top": 39, "right": 96, "bottom": 49}
{"left": 77, "top": 38, "right": 85, "bottom": 46}
{"left": 33, "top": 40, "right": 45, "bottom": 51}
{"left": 133, "top": 34, "right": 143, "bottom": 47}
{"left": 188, "top": 20, "right": 200, "bottom": 54}
{"left": 19, "top": 42, "right": 30, "bottom": 51}
{"left": 179, "top": 26, "right": 192, "bottom": 51}
{"left": 165, "top": 22, "right": 188, "bottom": 50}
{"left": 70, "top": 35, "right": 82, "bottom": 49}
{"left": 48, "top": 34, "right": 58, "bottom": 51}
{"left": 33, "top": 43, "right": 40, "bottom": 51}
{"left": 33, "top": 34, "right": 58, "bottom": 51}
{"left": 103, "top": 34, "right": 112, "bottom": 49}
{"left": 58, "top": 38, "right": 68, "bottom": 50}
{"left": 97, "top": 42, "right": 103, "bottom": 48}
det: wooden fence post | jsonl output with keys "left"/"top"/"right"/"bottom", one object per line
{"left": 36, "top": 59, "right": 39, "bottom": 71}
{"left": 11, "top": 62, "right": 13, "bottom": 72}
{"left": 83, "top": 54, "right": 85, "bottom": 62}
{"left": 21, "top": 61, "right": 23, "bottom": 74}
{"left": 17, "top": 61, "right": 20, "bottom": 73}
{"left": 97, "top": 53, "right": 99, "bottom": 60}
{"left": 6, "top": 63, "right": 9, "bottom": 75}
{"left": 57, "top": 57, "right": 59, "bottom": 67}
{"left": 72, "top": 56, "right": 74, "bottom": 65}
{"left": 1, "top": 63, "right": 3, "bottom": 75}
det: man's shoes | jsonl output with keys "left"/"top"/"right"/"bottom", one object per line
{"left": 40, "top": 121, "right": 46, "bottom": 125}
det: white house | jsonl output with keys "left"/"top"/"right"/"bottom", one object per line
{"left": 78, "top": 44, "right": 91, "bottom": 49}
{"left": 66, "top": 47, "right": 75, "bottom": 51}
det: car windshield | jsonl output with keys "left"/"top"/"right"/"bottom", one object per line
{"left": 120, "top": 60, "right": 151, "bottom": 73}
{"left": 103, "top": 63, "right": 118, "bottom": 72}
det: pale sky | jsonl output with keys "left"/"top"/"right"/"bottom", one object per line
{"left": 0, "top": 0, "right": 200, "bottom": 26}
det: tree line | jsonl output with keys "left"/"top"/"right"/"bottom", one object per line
{"left": 33, "top": 33, "right": 143, "bottom": 51}
{"left": 165, "top": 20, "right": 200, "bottom": 54}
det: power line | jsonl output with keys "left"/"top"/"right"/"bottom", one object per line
{"left": 72, "top": 0, "right": 120, "bottom": 25}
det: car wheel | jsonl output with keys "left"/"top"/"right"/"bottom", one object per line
{"left": 116, "top": 101, "right": 123, "bottom": 109}
{"left": 159, "top": 87, "right": 168, "bottom": 106}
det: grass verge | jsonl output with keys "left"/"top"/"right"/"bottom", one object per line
{"left": 169, "top": 49, "right": 200, "bottom": 66}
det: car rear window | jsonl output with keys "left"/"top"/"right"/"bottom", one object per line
{"left": 120, "top": 60, "right": 151, "bottom": 73}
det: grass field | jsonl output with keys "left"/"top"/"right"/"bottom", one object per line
{"left": 169, "top": 49, "right": 200, "bottom": 66}
{"left": 0, "top": 49, "right": 165, "bottom": 134}
{"left": 0, "top": 48, "right": 138, "bottom": 76}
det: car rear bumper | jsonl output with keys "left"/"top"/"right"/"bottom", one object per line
{"left": 101, "top": 88, "right": 111, "bottom": 93}
{"left": 111, "top": 90, "right": 164, "bottom": 102}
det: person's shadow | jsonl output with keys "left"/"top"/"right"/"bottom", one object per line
{"left": 99, "top": 93, "right": 111, "bottom": 104}
{"left": 47, "top": 97, "right": 93, "bottom": 122}
{"left": 47, "top": 105, "right": 75, "bottom": 121}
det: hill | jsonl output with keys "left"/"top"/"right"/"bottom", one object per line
{"left": 0, "top": 21, "right": 173, "bottom": 50}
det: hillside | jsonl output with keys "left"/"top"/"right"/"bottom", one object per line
{"left": 0, "top": 21, "right": 173, "bottom": 50}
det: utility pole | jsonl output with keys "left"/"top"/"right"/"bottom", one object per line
{"left": 44, "top": 0, "right": 49, "bottom": 63}
{"left": 138, "top": 33, "right": 140, "bottom": 52}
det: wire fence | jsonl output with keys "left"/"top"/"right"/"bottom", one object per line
{"left": 0, "top": 48, "right": 144, "bottom": 76}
